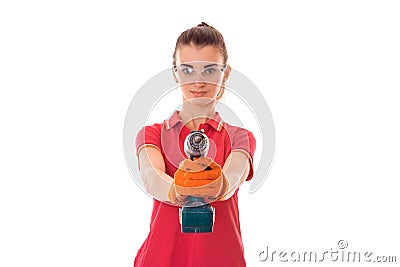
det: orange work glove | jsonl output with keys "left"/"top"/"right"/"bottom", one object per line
{"left": 168, "top": 157, "right": 229, "bottom": 205}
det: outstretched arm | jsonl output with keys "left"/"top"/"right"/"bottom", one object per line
{"left": 222, "top": 150, "right": 251, "bottom": 199}
{"left": 137, "top": 146, "right": 173, "bottom": 202}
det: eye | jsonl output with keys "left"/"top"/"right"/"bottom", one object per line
{"left": 203, "top": 67, "right": 217, "bottom": 75}
{"left": 181, "top": 67, "right": 194, "bottom": 74}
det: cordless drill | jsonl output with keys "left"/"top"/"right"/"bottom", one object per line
{"left": 179, "top": 130, "right": 215, "bottom": 233}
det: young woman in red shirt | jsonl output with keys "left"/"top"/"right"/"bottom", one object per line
{"left": 135, "top": 22, "right": 256, "bottom": 267}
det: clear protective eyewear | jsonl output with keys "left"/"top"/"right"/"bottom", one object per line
{"left": 173, "top": 61, "right": 227, "bottom": 84}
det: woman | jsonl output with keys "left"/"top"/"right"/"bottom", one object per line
{"left": 135, "top": 22, "right": 256, "bottom": 267}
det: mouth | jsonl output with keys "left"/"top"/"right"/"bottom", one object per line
{"left": 190, "top": 91, "right": 207, "bottom": 97}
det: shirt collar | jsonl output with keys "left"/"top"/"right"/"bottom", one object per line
{"left": 164, "top": 110, "right": 224, "bottom": 132}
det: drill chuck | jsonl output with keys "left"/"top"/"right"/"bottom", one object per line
{"left": 184, "top": 130, "right": 209, "bottom": 159}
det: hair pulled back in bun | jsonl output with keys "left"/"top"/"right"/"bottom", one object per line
{"left": 172, "top": 22, "right": 228, "bottom": 65}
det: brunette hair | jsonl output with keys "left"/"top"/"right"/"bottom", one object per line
{"left": 172, "top": 22, "right": 228, "bottom": 65}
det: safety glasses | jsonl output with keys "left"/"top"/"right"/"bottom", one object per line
{"left": 173, "top": 61, "right": 227, "bottom": 84}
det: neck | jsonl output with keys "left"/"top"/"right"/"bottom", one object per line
{"left": 179, "top": 99, "right": 216, "bottom": 131}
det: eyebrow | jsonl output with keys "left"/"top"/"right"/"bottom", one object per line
{"left": 178, "top": 63, "right": 219, "bottom": 68}
{"left": 180, "top": 63, "right": 193, "bottom": 68}
{"left": 203, "top": 63, "right": 218, "bottom": 68}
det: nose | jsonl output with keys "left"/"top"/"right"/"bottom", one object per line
{"left": 192, "top": 81, "right": 206, "bottom": 88}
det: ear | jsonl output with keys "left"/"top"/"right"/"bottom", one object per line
{"left": 216, "top": 65, "right": 231, "bottom": 101}
{"left": 171, "top": 66, "right": 179, "bottom": 83}
{"left": 223, "top": 65, "right": 232, "bottom": 82}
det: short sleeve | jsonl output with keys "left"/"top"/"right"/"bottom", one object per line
{"left": 135, "top": 124, "right": 162, "bottom": 156}
{"left": 231, "top": 128, "right": 256, "bottom": 181}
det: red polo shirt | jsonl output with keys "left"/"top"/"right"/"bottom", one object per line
{"left": 134, "top": 110, "right": 256, "bottom": 267}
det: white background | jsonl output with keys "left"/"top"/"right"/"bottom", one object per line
{"left": 1, "top": 1, "right": 399, "bottom": 266}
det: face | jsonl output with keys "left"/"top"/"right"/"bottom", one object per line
{"left": 173, "top": 44, "right": 231, "bottom": 105}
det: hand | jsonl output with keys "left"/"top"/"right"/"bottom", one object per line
{"left": 168, "top": 157, "right": 229, "bottom": 204}
{"left": 168, "top": 185, "right": 188, "bottom": 206}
